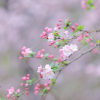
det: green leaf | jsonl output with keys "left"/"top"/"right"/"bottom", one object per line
{"left": 31, "top": 78, "right": 36, "bottom": 82}
{"left": 63, "top": 61, "right": 70, "bottom": 65}
{"left": 71, "top": 33, "right": 76, "bottom": 36}
{"left": 55, "top": 63, "right": 58, "bottom": 66}
{"left": 64, "top": 27, "right": 67, "bottom": 30}
{"left": 43, "top": 88, "right": 48, "bottom": 93}
{"left": 51, "top": 78, "right": 56, "bottom": 84}
{"left": 77, "top": 25, "right": 84, "bottom": 30}
{"left": 16, "top": 93, "right": 21, "bottom": 97}
{"left": 54, "top": 58, "right": 58, "bottom": 61}
{"left": 64, "top": 18, "right": 69, "bottom": 23}
{"left": 44, "top": 53, "right": 49, "bottom": 58}
{"left": 39, "top": 92, "right": 44, "bottom": 95}
{"left": 91, "top": 5, "right": 95, "bottom": 9}
{"left": 52, "top": 66, "right": 58, "bottom": 72}
{"left": 50, "top": 63, "right": 54, "bottom": 67}
{"left": 97, "top": 40, "right": 100, "bottom": 44}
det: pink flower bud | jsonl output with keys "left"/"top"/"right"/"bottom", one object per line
{"left": 21, "top": 83, "right": 24, "bottom": 86}
{"left": 41, "top": 49, "right": 45, "bottom": 53}
{"left": 22, "top": 46, "right": 26, "bottom": 51}
{"left": 19, "top": 56, "right": 22, "bottom": 60}
{"left": 58, "top": 19, "right": 62, "bottom": 22}
{"left": 13, "top": 97, "right": 16, "bottom": 100}
{"left": 22, "top": 76, "right": 27, "bottom": 81}
{"left": 26, "top": 77, "right": 29, "bottom": 80}
{"left": 26, "top": 91, "right": 29, "bottom": 95}
{"left": 57, "top": 23, "right": 60, "bottom": 26}
{"left": 16, "top": 89, "right": 20, "bottom": 94}
{"left": 34, "top": 91, "right": 38, "bottom": 95}
{"left": 45, "top": 27, "right": 48, "bottom": 31}
{"left": 44, "top": 83, "right": 48, "bottom": 87}
{"left": 40, "top": 54, "right": 44, "bottom": 58}
{"left": 85, "top": 34, "right": 89, "bottom": 37}
{"left": 75, "top": 23, "right": 78, "bottom": 26}
{"left": 25, "top": 83, "right": 29, "bottom": 87}
{"left": 25, "top": 88, "right": 28, "bottom": 91}
{"left": 36, "top": 84, "right": 40, "bottom": 87}
{"left": 7, "top": 94, "right": 10, "bottom": 98}
{"left": 86, "top": 39, "right": 90, "bottom": 43}
{"left": 47, "top": 87, "right": 50, "bottom": 91}
{"left": 27, "top": 74, "right": 30, "bottom": 77}
{"left": 90, "top": 43, "right": 94, "bottom": 46}
{"left": 34, "top": 87, "right": 39, "bottom": 91}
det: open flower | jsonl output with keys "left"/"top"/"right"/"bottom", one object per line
{"left": 48, "top": 33, "right": 54, "bottom": 42}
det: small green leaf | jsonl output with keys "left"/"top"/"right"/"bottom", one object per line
{"left": 39, "top": 92, "right": 44, "bottom": 95}
{"left": 43, "top": 88, "right": 48, "bottom": 93}
{"left": 50, "top": 63, "right": 54, "bottom": 67}
{"left": 54, "top": 58, "right": 58, "bottom": 61}
{"left": 64, "top": 27, "right": 67, "bottom": 30}
{"left": 52, "top": 66, "right": 58, "bottom": 72}
{"left": 97, "top": 40, "right": 100, "bottom": 44}
{"left": 44, "top": 53, "right": 49, "bottom": 58}
{"left": 77, "top": 25, "right": 84, "bottom": 30}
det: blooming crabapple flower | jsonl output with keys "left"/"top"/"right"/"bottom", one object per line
{"left": 21, "top": 48, "right": 32, "bottom": 57}
{"left": 64, "top": 31, "right": 68, "bottom": 37}
{"left": 70, "top": 44, "right": 78, "bottom": 52}
{"left": 37, "top": 65, "right": 43, "bottom": 73}
{"left": 41, "top": 70, "right": 48, "bottom": 79}
{"left": 34, "top": 91, "right": 38, "bottom": 95}
{"left": 7, "top": 87, "right": 14, "bottom": 95}
{"left": 62, "top": 45, "right": 73, "bottom": 56}
{"left": 47, "top": 70, "right": 55, "bottom": 79}
{"left": 45, "top": 64, "right": 52, "bottom": 72}
{"left": 81, "top": 0, "right": 87, "bottom": 9}
{"left": 54, "top": 27, "right": 58, "bottom": 31}
{"left": 48, "top": 33, "right": 54, "bottom": 42}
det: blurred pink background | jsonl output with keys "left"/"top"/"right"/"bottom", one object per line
{"left": 0, "top": 0, "right": 100, "bottom": 100}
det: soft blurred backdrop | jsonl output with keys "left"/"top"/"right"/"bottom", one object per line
{"left": 0, "top": 0, "right": 100, "bottom": 100}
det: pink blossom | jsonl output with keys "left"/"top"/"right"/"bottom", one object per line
{"left": 48, "top": 33, "right": 54, "bottom": 42}
{"left": 27, "top": 74, "right": 30, "bottom": 77}
{"left": 7, "top": 87, "right": 14, "bottom": 95}
{"left": 37, "top": 65, "right": 43, "bottom": 73}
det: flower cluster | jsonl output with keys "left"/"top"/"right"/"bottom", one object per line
{"left": 59, "top": 44, "right": 78, "bottom": 59}
{"left": 37, "top": 64, "right": 55, "bottom": 79}
{"left": 34, "top": 80, "right": 51, "bottom": 95}
{"left": 7, "top": 87, "right": 20, "bottom": 100}
{"left": 19, "top": 46, "right": 33, "bottom": 59}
